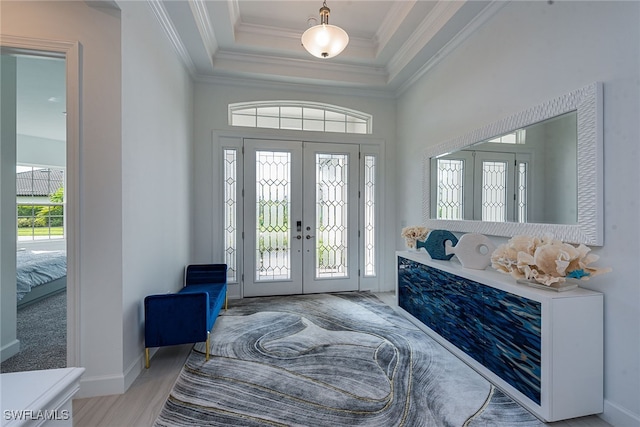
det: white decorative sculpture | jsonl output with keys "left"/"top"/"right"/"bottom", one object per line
{"left": 446, "top": 233, "right": 496, "bottom": 270}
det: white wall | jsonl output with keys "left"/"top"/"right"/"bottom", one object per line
{"left": 192, "top": 81, "right": 397, "bottom": 293}
{"left": 2, "top": 0, "right": 195, "bottom": 397}
{"left": 396, "top": 1, "right": 639, "bottom": 425}
{"left": 1, "top": 0, "right": 123, "bottom": 396}
{"left": 119, "top": 0, "right": 194, "bottom": 389}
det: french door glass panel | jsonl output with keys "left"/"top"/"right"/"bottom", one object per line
{"left": 243, "top": 140, "right": 358, "bottom": 296}
{"left": 303, "top": 143, "right": 359, "bottom": 294}
{"left": 244, "top": 140, "right": 302, "bottom": 296}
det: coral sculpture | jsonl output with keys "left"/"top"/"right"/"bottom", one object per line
{"left": 401, "top": 226, "right": 430, "bottom": 249}
{"left": 491, "top": 234, "right": 611, "bottom": 286}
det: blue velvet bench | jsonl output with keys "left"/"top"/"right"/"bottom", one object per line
{"left": 144, "top": 263, "right": 227, "bottom": 368}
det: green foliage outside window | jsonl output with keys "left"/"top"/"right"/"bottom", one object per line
{"left": 17, "top": 187, "right": 64, "bottom": 235}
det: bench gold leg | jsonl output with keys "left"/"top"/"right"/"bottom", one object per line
{"left": 206, "top": 331, "right": 210, "bottom": 361}
{"left": 145, "top": 348, "right": 150, "bottom": 369}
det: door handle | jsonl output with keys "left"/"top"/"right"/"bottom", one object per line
{"left": 296, "top": 235, "right": 302, "bottom": 240}
{"left": 306, "top": 235, "right": 315, "bottom": 239}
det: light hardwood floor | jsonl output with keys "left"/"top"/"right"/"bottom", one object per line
{"left": 73, "top": 293, "right": 612, "bottom": 427}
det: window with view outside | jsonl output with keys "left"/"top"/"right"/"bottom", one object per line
{"left": 16, "top": 166, "right": 65, "bottom": 241}
{"left": 229, "top": 101, "right": 372, "bottom": 135}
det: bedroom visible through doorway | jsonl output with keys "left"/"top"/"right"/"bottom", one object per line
{"left": 0, "top": 53, "right": 67, "bottom": 373}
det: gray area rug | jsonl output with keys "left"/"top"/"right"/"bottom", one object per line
{"left": 0, "top": 291, "right": 66, "bottom": 373}
{"left": 154, "top": 292, "right": 543, "bottom": 426}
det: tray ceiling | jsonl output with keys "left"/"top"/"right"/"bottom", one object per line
{"left": 151, "top": 0, "right": 502, "bottom": 95}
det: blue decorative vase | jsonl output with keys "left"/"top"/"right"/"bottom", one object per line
{"left": 422, "top": 230, "right": 459, "bottom": 260}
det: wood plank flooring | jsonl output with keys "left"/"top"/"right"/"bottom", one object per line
{"left": 72, "top": 293, "right": 612, "bottom": 427}
{"left": 73, "top": 344, "right": 192, "bottom": 427}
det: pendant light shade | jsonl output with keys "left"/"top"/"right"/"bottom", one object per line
{"left": 301, "top": 1, "right": 349, "bottom": 59}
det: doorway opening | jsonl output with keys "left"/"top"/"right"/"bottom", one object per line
{"left": 1, "top": 52, "right": 68, "bottom": 373}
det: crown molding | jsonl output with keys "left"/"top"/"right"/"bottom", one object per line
{"left": 212, "top": 50, "right": 388, "bottom": 86}
{"left": 387, "top": 0, "right": 465, "bottom": 83}
{"left": 86, "top": 0, "right": 120, "bottom": 10}
{"left": 375, "top": 0, "right": 416, "bottom": 56}
{"left": 147, "top": 0, "right": 196, "bottom": 75}
{"left": 194, "top": 73, "right": 396, "bottom": 100}
{"left": 228, "top": 0, "right": 242, "bottom": 37}
{"left": 396, "top": 0, "right": 508, "bottom": 96}
{"left": 189, "top": 0, "right": 218, "bottom": 64}
{"left": 235, "top": 21, "right": 302, "bottom": 41}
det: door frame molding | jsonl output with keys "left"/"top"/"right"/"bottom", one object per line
{"left": 211, "top": 128, "right": 385, "bottom": 298}
{"left": 0, "top": 35, "right": 81, "bottom": 368}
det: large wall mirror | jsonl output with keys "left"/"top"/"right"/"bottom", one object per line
{"left": 423, "top": 82, "right": 603, "bottom": 245}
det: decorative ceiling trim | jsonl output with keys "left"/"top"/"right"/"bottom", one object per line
{"left": 375, "top": 0, "right": 416, "bottom": 56}
{"left": 387, "top": 0, "right": 465, "bottom": 82}
{"left": 397, "top": 1, "right": 507, "bottom": 95}
{"left": 194, "top": 73, "right": 396, "bottom": 100}
{"left": 235, "top": 21, "right": 302, "bottom": 41}
{"left": 86, "top": 0, "right": 120, "bottom": 10}
{"left": 189, "top": 0, "right": 218, "bottom": 66}
{"left": 228, "top": 0, "right": 242, "bottom": 39}
{"left": 211, "top": 50, "right": 388, "bottom": 85}
{"left": 147, "top": 0, "right": 196, "bottom": 75}
{"left": 147, "top": 0, "right": 505, "bottom": 98}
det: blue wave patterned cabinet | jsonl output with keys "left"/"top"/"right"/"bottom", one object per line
{"left": 396, "top": 251, "right": 603, "bottom": 422}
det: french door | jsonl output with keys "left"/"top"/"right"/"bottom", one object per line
{"left": 243, "top": 139, "right": 359, "bottom": 297}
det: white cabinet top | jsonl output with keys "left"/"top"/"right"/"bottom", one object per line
{"left": 1, "top": 367, "right": 84, "bottom": 427}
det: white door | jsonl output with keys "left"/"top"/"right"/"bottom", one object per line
{"left": 243, "top": 139, "right": 359, "bottom": 297}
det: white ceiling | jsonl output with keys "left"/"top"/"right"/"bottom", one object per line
{"left": 16, "top": 56, "right": 66, "bottom": 142}
{"left": 154, "top": 0, "right": 501, "bottom": 95}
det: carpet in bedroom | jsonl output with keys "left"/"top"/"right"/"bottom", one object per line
{"left": 154, "top": 292, "right": 543, "bottom": 426}
{"left": 1, "top": 290, "right": 66, "bottom": 373}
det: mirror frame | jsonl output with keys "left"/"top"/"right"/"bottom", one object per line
{"left": 423, "top": 82, "right": 603, "bottom": 245}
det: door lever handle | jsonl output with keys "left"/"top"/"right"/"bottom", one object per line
{"left": 306, "top": 235, "right": 314, "bottom": 239}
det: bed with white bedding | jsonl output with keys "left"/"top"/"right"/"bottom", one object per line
{"left": 16, "top": 249, "right": 67, "bottom": 307}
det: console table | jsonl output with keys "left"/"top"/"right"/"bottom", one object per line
{"left": 396, "top": 251, "right": 603, "bottom": 422}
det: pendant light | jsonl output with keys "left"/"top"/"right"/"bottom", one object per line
{"left": 301, "top": 1, "right": 349, "bottom": 59}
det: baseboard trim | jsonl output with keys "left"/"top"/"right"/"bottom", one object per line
{"left": 74, "top": 349, "right": 154, "bottom": 399}
{"left": 0, "top": 339, "right": 20, "bottom": 362}
{"left": 601, "top": 399, "right": 640, "bottom": 427}
{"left": 123, "top": 349, "right": 148, "bottom": 392}
{"left": 76, "top": 372, "right": 126, "bottom": 399}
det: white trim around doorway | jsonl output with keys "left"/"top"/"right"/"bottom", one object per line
{"left": 0, "top": 35, "right": 81, "bottom": 369}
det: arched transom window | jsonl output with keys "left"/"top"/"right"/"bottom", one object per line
{"left": 229, "top": 101, "right": 372, "bottom": 134}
